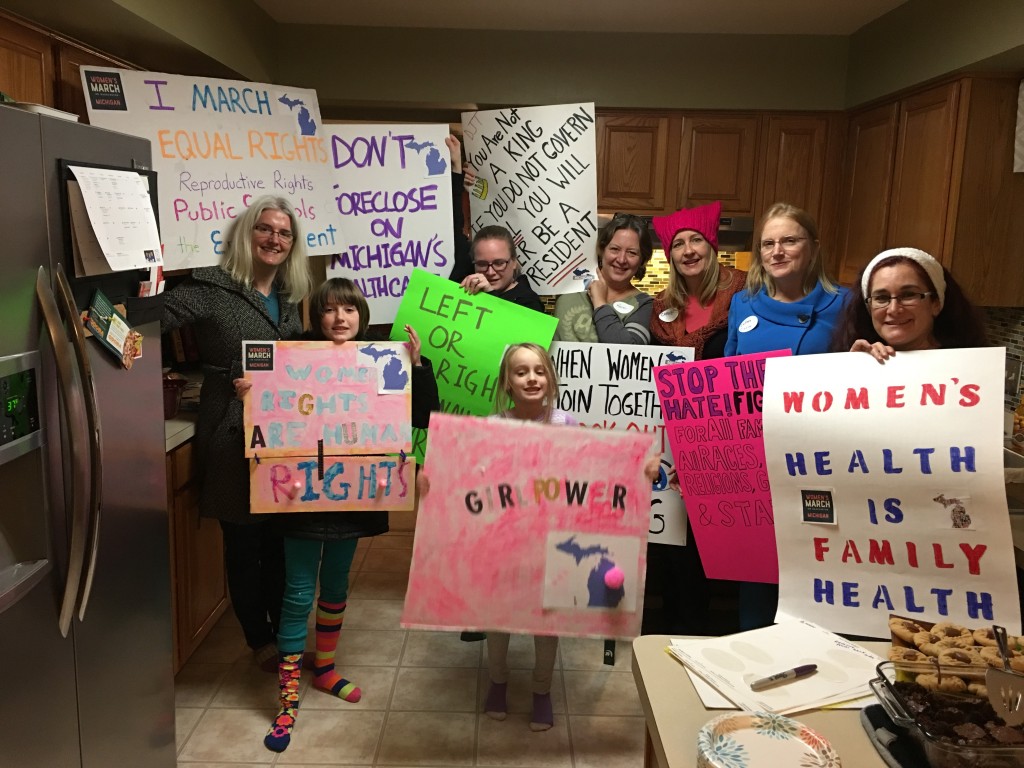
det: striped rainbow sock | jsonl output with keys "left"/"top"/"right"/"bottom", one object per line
{"left": 312, "top": 600, "right": 361, "bottom": 703}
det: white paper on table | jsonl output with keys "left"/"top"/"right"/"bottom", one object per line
{"left": 69, "top": 165, "right": 162, "bottom": 272}
{"left": 666, "top": 619, "right": 882, "bottom": 715}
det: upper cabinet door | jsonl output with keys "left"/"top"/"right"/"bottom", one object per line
{"left": 678, "top": 115, "right": 759, "bottom": 215}
{"left": 0, "top": 15, "right": 54, "bottom": 106}
{"left": 596, "top": 113, "right": 681, "bottom": 214}
{"left": 835, "top": 102, "right": 899, "bottom": 285}
{"left": 886, "top": 82, "right": 961, "bottom": 263}
{"left": 757, "top": 115, "right": 829, "bottom": 222}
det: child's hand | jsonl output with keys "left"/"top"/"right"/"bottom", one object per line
{"left": 445, "top": 134, "right": 462, "bottom": 175}
{"left": 405, "top": 324, "right": 423, "bottom": 367}
{"left": 416, "top": 472, "right": 430, "bottom": 498}
{"left": 643, "top": 453, "right": 662, "bottom": 483}
{"left": 667, "top": 467, "right": 680, "bottom": 493}
{"left": 233, "top": 378, "right": 252, "bottom": 401}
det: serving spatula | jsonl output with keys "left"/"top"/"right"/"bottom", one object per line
{"left": 986, "top": 625, "right": 1024, "bottom": 726}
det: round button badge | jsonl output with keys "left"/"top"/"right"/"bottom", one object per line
{"left": 613, "top": 301, "right": 633, "bottom": 314}
{"left": 658, "top": 308, "right": 679, "bottom": 322}
{"left": 738, "top": 315, "right": 758, "bottom": 333}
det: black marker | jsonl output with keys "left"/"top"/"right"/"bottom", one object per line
{"left": 749, "top": 664, "right": 818, "bottom": 692}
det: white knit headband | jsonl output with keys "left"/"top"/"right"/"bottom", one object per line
{"left": 860, "top": 247, "right": 946, "bottom": 310}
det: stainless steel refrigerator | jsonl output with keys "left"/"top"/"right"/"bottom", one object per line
{"left": 0, "top": 106, "right": 174, "bottom": 767}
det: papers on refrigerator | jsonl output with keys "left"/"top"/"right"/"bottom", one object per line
{"left": 666, "top": 619, "right": 882, "bottom": 715}
{"left": 68, "top": 165, "right": 162, "bottom": 274}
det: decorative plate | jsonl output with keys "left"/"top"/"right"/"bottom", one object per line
{"left": 696, "top": 712, "right": 842, "bottom": 768}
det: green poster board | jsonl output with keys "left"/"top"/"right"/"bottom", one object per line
{"left": 391, "top": 268, "right": 558, "bottom": 461}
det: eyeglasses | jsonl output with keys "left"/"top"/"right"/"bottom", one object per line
{"left": 253, "top": 224, "right": 294, "bottom": 242}
{"left": 473, "top": 259, "right": 511, "bottom": 273}
{"left": 866, "top": 291, "right": 935, "bottom": 309}
{"left": 759, "top": 236, "right": 807, "bottom": 253}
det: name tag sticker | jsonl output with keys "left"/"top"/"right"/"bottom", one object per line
{"left": 658, "top": 308, "right": 679, "bottom": 322}
{"left": 738, "top": 315, "right": 758, "bottom": 333}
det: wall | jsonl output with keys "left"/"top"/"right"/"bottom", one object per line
{"left": 847, "top": 0, "right": 1024, "bottom": 107}
{"left": 276, "top": 27, "right": 850, "bottom": 111}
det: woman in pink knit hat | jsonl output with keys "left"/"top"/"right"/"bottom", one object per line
{"left": 649, "top": 201, "right": 746, "bottom": 359}
{"left": 645, "top": 201, "right": 745, "bottom": 636}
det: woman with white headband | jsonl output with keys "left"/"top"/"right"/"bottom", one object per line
{"left": 832, "top": 247, "right": 988, "bottom": 360}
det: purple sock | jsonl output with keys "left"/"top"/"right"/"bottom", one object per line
{"left": 484, "top": 681, "right": 507, "bottom": 720}
{"left": 530, "top": 692, "right": 553, "bottom": 731}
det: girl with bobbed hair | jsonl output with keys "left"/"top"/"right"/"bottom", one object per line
{"left": 831, "top": 247, "right": 988, "bottom": 360}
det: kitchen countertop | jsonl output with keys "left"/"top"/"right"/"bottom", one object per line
{"left": 165, "top": 412, "right": 198, "bottom": 453}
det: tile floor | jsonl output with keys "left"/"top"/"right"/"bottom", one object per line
{"left": 175, "top": 531, "right": 647, "bottom": 767}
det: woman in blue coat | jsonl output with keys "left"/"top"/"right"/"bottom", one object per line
{"left": 725, "top": 203, "right": 850, "bottom": 630}
{"left": 725, "top": 202, "right": 849, "bottom": 358}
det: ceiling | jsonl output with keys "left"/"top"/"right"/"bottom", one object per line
{"left": 252, "top": 0, "right": 908, "bottom": 35}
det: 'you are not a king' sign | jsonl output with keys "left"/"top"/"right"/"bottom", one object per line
{"left": 461, "top": 103, "right": 598, "bottom": 295}
{"left": 763, "top": 348, "right": 1022, "bottom": 637}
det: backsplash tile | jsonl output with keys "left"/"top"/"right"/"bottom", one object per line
{"left": 982, "top": 306, "right": 1024, "bottom": 409}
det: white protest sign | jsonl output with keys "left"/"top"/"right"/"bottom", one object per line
{"left": 81, "top": 68, "right": 337, "bottom": 269}
{"left": 552, "top": 341, "right": 694, "bottom": 546}
{"left": 325, "top": 124, "right": 454, "bottom": 324}
{"left": 461, "top": 103, "right": 598, "bottom": 295}
{"left": 763, "top": 348, "right": 1022, "bottom": 638}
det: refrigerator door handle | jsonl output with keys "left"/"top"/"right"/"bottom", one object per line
{"left": 53, "top": 265, "right": 103, "bottom": 621}
{"left": 35, "top": 267, "right": 90, "bottom": 638}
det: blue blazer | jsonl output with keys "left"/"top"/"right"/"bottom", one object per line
{"left": 724, "top": 283, "right": 851, "bottom": 357}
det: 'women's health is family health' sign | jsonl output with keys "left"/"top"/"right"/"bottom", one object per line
{"left": 763, "top": 348, "right": 1022, "bottom": 637}
{"left": 326, "top": 124, "right": 454, "bottom": 324}
{"left": 461, "top": 103, "right": 598, "bottom": 295}
{"left": 551, "top": 341, "right": 694, "bottom": 547}
{"left": 402, "top": 414, "right": 652, "bottom": 639}
{"left": 655, "top": 351, "right": 790, "bottom": 583}
{"left": 82, "top": 68, "right": 337, "bottom": 268}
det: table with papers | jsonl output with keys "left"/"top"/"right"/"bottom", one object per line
{"left": 631, "top": 634, "right": 889, "bottom": 768}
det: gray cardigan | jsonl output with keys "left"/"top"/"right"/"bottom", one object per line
{"left": 162, "top": 266, "right": 303, "bottom": 524}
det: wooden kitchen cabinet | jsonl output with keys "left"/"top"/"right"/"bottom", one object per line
{"left": 756, "top": 115, "right": 831, "bottom": 226}
{"left": 55, "top": 40, "right": 134, "bottom": 121}
{"left": 167, "top": 439, "right": 228, "bottom": 673}
{"left": 835, "top": 76, "right": 1024, "bottom": 305}
{"left": 678, "top": 114, "right": 760, "bottom": 215}
{"left": 886, "top": 82, "right": 961, "bottom": 261}
{"left": 835, "top": 102, "right": 899, "bottom": 284}
{"left": 596, "top": 112, "right": 682, "bottom": 214}
{"left": 0, "top": 12, "right": 54, "bottom": 105}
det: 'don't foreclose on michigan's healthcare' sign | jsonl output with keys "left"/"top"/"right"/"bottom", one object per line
{"left": 325, "top": 123, "right": 455, "bottom": 325}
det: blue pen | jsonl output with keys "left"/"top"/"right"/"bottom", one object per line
{"left": 749, "top": 664, "right": 818, "bottom": 691}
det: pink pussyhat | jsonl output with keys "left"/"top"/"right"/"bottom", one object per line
{"left": 652, "top": 201, "right": 722, "bottom": 253}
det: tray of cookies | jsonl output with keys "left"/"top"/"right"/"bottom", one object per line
{"left": 887, "top": 615, "right": 1024, "bottom": 697}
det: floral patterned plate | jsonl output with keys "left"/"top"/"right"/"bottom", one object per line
{"left": 697, "top": 711, "right": 841, "bottom": 768}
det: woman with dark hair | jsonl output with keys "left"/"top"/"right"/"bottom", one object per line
{"left": 458, "top": 225, "right": 545, "bottom": 313}
{"left": 832, "top": 247, "right": 988, "bottom": 358}
{"left": 554, "top": 213, "right": 654, "bottom": 343}
{"left": 650, "top": 201, "right": 745, "bottom": 358}
{"left": 162, "top": 195, "right": 314, "bottom": 670}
